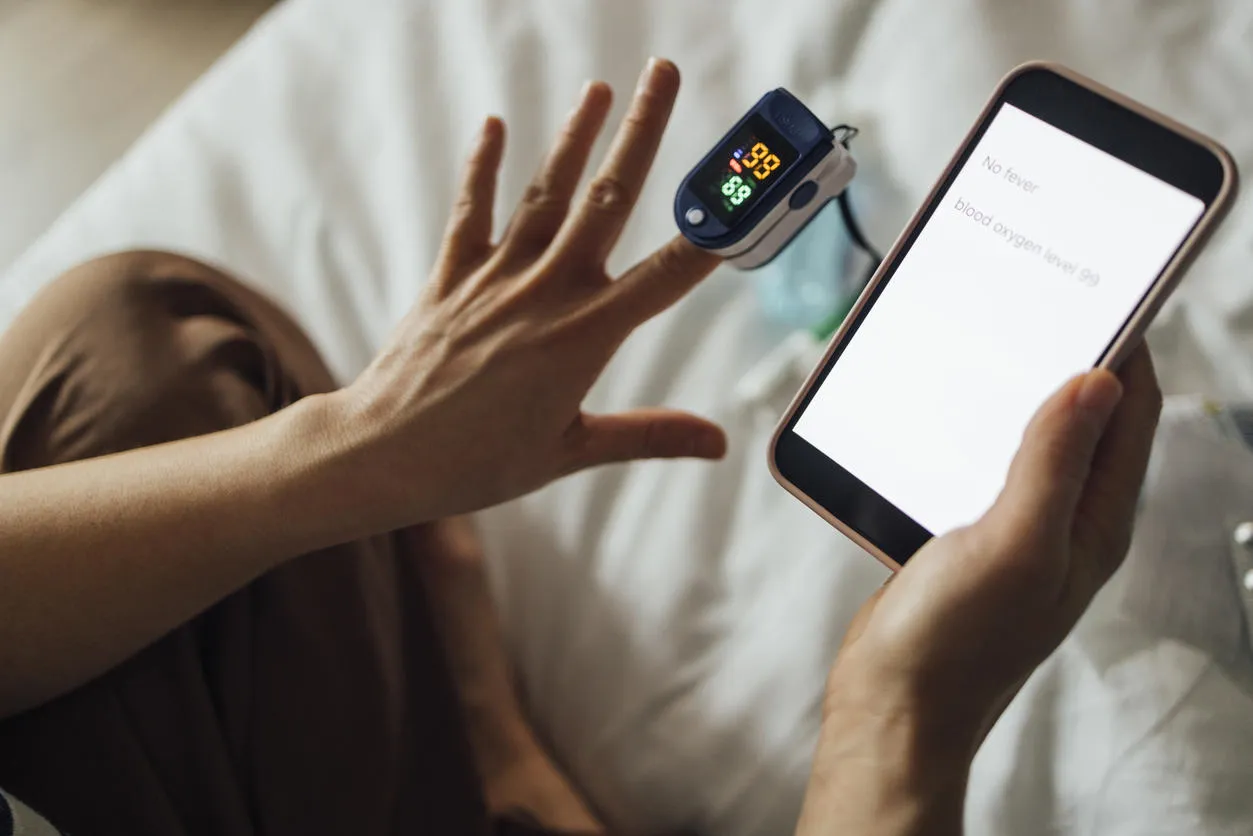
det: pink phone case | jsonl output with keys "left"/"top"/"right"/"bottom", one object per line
{"left": 768, "top": 60, "right": 1239, "bottom": 572}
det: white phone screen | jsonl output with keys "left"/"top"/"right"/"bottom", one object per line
{"left": 793, "top": 104, "right": 1205, "bottom": 535}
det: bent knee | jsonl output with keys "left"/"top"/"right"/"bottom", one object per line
{"left": 26, "top": 251, "right": 245, "bottom": 325}
{"left": 0, "top": 252, "right": 275, "bottom": 468}
{"left": 0, "top": 250, "right": 259, "bottom": 394}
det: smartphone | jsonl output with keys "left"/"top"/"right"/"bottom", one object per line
{"left": 769, "top": 62, "right": 1238, "bottom": 571}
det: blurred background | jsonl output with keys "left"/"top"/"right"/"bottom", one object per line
{"left": 0, "top": 0, "right": 272, "bottom": 271}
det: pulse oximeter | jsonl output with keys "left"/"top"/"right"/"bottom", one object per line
{"left": 675, "top": 88, "right": 857, "bottom": 269}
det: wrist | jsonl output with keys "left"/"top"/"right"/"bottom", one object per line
{"left": 255, "top": 390, "right": 427, "bottom": 546}
{"left": 797, "top": 661, "right": 979, "bottom": 836}
{"left": 291, "top": 387, "right": 445, "bottom": 536}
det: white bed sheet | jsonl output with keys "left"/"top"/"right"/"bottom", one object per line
{"left": 2, "top": 1, "right": 1252, "bottom": 834}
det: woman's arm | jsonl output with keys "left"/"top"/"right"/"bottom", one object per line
{"left": 0, "top": 395, "right": 369, "bottom": 718}
{"left": 0, "top": 58, "right": 723, "bottom": 720}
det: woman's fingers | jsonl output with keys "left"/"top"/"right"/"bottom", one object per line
{"left": 1069, "top": 343, "right": 1162, "bottom": 583}
{"left": 554, "top": 58, "right": 681, "bottom": 265}
{"left": 500, "top": 82, "right": 614, "bottom": 257}
{"left": 435, "top": 117, "right": 506, "bottom": 281}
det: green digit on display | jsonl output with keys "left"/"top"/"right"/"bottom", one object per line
{"left": 721, "top": 174, "right": 743, "bottom": 197}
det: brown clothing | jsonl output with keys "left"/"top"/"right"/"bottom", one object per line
{"left": 0, "top": 253, "right": 549, "bottom": 835}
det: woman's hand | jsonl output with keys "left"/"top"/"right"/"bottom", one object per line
{"left": 334, "top": 58, "right": 725, "bottom": 528}
{"left": 797, "top": 346, "right": 1163, "bottom": 836}
{"left": 0, "top": 57, "right": 721, "bottom": 719}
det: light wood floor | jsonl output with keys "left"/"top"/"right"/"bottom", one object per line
{"left": 0, "top": 0, "right": 274, "bottom": 272}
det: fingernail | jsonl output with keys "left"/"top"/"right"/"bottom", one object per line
{"left": 1076, "top": 371, "right": 1123, "bottom": 425}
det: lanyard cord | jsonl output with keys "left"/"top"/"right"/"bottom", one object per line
{"left": 829, "top": 124, "right": 884, "bottom": 286}
{"left": 806, "top": 125, "right": 885, "bottom": 340}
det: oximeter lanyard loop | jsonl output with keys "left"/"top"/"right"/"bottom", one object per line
{"left": 829, "top": 124, "right": 884, "bottom": 287}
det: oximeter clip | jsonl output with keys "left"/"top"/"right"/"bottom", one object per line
{"left": 675, "top": 88, "right": 857, "bottom": 269}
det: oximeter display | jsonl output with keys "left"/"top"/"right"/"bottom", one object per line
{"left": 692, "top": 114, "right": 798, "bottom": 223}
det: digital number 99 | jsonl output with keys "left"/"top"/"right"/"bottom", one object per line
{"left": 721, "top": 175, "right": 753, "bottom": 206}
{"left": 743, "top": 142, "right": 782, "bottom": 181}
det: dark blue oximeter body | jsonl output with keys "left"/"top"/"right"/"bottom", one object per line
{"left": 674, "top": 88, "right": 856, "bottom": 269}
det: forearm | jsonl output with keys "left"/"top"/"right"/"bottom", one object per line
{"left": 0, "top": 392, "right": 387, "bottom": 719}
{"left": 404, "top": 522, "right": 603, "bottom": 831}
{"left": 406, "top": 522, "right": 534, "bottom": 763}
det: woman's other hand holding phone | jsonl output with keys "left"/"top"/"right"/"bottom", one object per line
{"left": 798, "top": 347, "right": 1163, "bottom": 836}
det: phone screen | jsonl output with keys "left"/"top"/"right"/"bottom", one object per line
{"left": 792, "top": 103, "right": 1206, "bottom": 536}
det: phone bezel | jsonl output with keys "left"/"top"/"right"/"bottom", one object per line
{"left": 769, "top": 61, "right": 1238, "bottom": 571}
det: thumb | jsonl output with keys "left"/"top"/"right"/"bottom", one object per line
{"left": 988, "top": 370, "right": 1123, "bottom": 539}
{"left": 566, "top": 408, "right": 727, "bottom": 470}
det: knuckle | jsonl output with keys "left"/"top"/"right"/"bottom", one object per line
{"left": 586, "top": 175, "right": 631, "bottom": 212}
{"left": 448, "top": 195, "right": 478, "bottom": 226}
{"left": 618, "top": 95, "right": 656, "bottom": 127}
{"left": 521, "top": 182, "right": 560, "bottom": 210}
{"left": 648, "top": 240, "right": 685, "bottom": 277}
{"left": 521, "top": 182, "right": 547, "bottom": 206}
{"left": 516, "top": 182, "right": 569, "bottom": 229}
{"left": 621, "top": 106, "right": 655, "bottom": 133}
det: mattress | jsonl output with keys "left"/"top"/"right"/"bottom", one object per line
{"left": 2, "top": 1, "right": 1252, "bottom": 833}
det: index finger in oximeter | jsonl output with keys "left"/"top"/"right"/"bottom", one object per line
{"left": 674, "top": 89, "right": 856, "bottom": 269}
